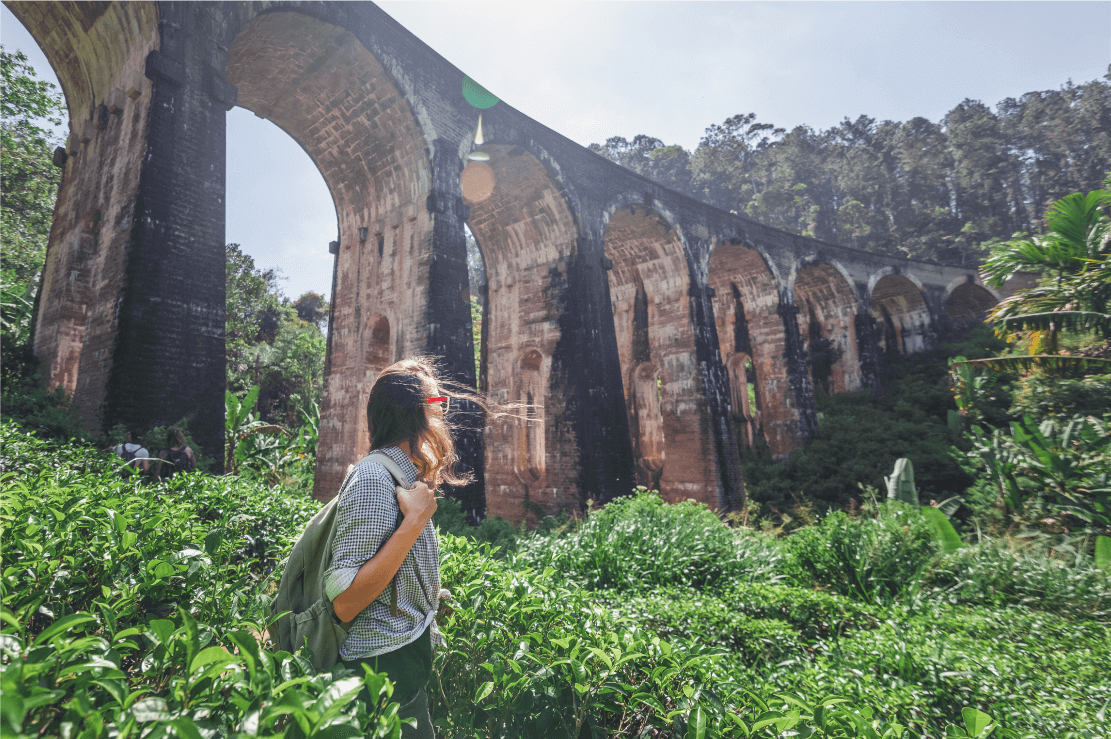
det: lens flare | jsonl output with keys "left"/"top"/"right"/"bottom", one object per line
{"left": 462, "top": 76, "right": 499, "bottom": 109}
{"left": 461, "top": 161, "right": 495, "bottom": 203}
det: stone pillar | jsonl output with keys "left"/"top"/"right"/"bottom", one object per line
{"left": 29, "top": 4, "right": 231, "bottom": 461}
{"left": 425, "top": 142, "right": 485, "bottom": 522}
{"left": 687, "top": 277, "right": 746, "bottom": 510}
{"left": 855, "top": 310, "right": 883, "bottom": 393}
{"left": 555, "top": 235, "right": 636, "bottom": 507}
{"left": 104, "top": 7, "right": 231, "bottom": 463}
{"left": 778, "top": 294, "right": 819, "bottom": 444}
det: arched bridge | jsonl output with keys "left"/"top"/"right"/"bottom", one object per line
{"left": 9, "top": 1, "right": 996, "bottom": 522}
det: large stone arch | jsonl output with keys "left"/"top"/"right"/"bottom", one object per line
{"left": 604, "top": 204, "right": 718, "bottom": 505}
{"left": 869, "top": 273, "right": 932, "bottom": 354}
{"left": 791, "top": 261, "right": 862, "bottom": 395}
{"left": 224, "top": 11, "right": 436, "bottom": 498}
{"left": 945, "top": 281, "right": 998, "bottom": 328}
{"left": 707, "top": 239, "right": 798, "bottom": 458}
{"left": 463, "top": 143, "right": 581, "bottom": 522}
{"left": 12, "top": 3, "right": 162, "bottom": 432}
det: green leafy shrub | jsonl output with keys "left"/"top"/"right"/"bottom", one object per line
{"left": 967, "top": 414, "right": 1111, "bottom": 527}
{"left": 781, "top": 502, "right": 939, "bottom": 604}
{"left": 1009, "top": 373, "right": 1111, "bottom": 421}
{"left": 721, "top": 583, "right": 880, "bottom": 640}
{"left": 0, "top": 422, "right": 408, "bottom": 737}
{"left": 593, "top": 588, "right": 803, "bottom": 664}
{"left": 434, "top": 495, "right": 522, "bottom": 557}
{"left": 4, "top": 423, "right": 1100, "bottom": 738}
{"left": 788, "top": 607, "right": 1111, "bottom": 737}
{"left": 920, "top": 538, "right": 1111, "bottom": 620}
{"left": 0, "top": 378, "right": 92, "bottom": 444}
{"left": 514, "top": 488, "right": 782, "bottom": 592}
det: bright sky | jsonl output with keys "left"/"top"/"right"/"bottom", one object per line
{"left": 4, "top": 2, "right": 1109, "bottom": 301}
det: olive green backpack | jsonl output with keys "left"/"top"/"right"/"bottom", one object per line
{"left": 268, "top": 452, "right": 409, "bottom": 671}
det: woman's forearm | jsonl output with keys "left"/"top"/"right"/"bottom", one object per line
{"left": 332, "top": 514, "right": 429, "bottom": 623}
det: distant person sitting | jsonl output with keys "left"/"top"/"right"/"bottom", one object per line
{"left": 114, "top": 429, "right": 149, "bottom": 479}
{"left": 156, "top": 427, "right": 196, "bottom": 482}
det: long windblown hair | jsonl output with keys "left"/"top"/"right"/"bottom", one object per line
{"left": 366, "top": 356, "right": 488, "bottom": 488}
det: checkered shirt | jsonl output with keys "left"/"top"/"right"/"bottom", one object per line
{"left": 323, "top": 446, "right": 443, "bottom": 659}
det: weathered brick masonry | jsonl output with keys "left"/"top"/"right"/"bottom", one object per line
{"left": 13, "top": 1, "right": 995, "bottom": 522}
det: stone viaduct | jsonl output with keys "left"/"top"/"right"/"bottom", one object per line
{"left": 10, "top": 1, "right": 998, "bottom": 523}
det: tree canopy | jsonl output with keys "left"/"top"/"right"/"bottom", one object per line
{"left": 590, "top": 69, "right": 1111, "bottom": 266}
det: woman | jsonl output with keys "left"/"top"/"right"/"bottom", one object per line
{"left": 155, "top": 427, "right": 195, "bottom": 482}
{"left": 323, "top": 357, "right": 472, "bottom": 738}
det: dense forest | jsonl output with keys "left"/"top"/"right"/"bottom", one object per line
{"left": 589, "top": 69, "right": 1111, "bottom": 266}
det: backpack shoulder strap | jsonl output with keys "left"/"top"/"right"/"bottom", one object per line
{"left": 364, "top": 450, "right": 416, "bottom": 618}
{"left": 365, "top": 451, "right": 410, "bottom": 487}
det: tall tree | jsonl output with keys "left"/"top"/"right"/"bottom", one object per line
{"left": 1, "top": 48, "right": 64, "bottom": 291}
{"left": 690, "top": 113, "right": 785, "bottom": 212}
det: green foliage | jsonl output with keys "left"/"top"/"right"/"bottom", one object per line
{"left": 433, "top": 495, "right": 521, "bottom": 557}
{"left": 919, "top": 538, "right": 1111, "bottom": 620}
{"left": 920, "top": 506, "right": 964, "bottom": 554}
{"left": 515, "top": 488, "right": 782, "bottom": 593}
{"left": 593, "top": 75, "right": 1111, "bottom": 264}
{"left": 0, "top": 421, "right": 407, "bottom": 738}
{"left": 1, "top": 48, "right": 64, "bottom": 291}
{"left": 743, "top": 355, "right": 975, "bottom": 513}
{"left": 780, "top": 502, "right": 939, "bottom": 605}
{"left": 884, "top": 458, "right": 918, "bottom": 506}
{"left": 1096, "top": 536, "right": 1111, "bottom": 571}
{"left": 4, "top": 423, "right": 1109, "bottom": 737}
{"left": 596, "top": 583, "right": 879, "bottom": 665}
{"left": 226, "top": 244, "right": 326, "bottom": 428}
{"left": 222, "top": 385, "right": 317, "bottom": 492}
{"left": 0, "top": 378, "right": 92, "bottom": 443}
{"left": 967, "top": 415, "right": 1111, "bottom": 527}
{"left": 1009, "top": 373, "right": 1111, "bottom": 420}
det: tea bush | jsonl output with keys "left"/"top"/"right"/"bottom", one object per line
{"left": 780, "top": 502, "right": 939, "bottom": 604}
{"left": 514, "top": 488, "right": 782, "bottom": 593}
{"left": 0, "top": 421, "right": 405, "bottom": 738}
{"left": 779, "top": 607, "right": 1111, "bottom": 737}
{"left": 919, "top": 538, "right": 1111, "bottom": 620}
{"left": 720, "top": 583, "right": 880, "bottom": 641}
{"left": 590, "top": 588, "right": 805, "bottom": 665}
{"left": 6, "top": 421, "right": 1106, "bottom": 738}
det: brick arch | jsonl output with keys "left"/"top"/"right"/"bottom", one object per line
{"left": 945, "top": 282, "right": 998, "bottom": 327}
{"left": 870, "top": 274, "right": 932, "bottom": 354}
{"left": 6, "top": 3, "right": 160, "bottom": 123}
{"left": 726, "top": 353, "right": 758, "bottom": 449}
{"left": 603, "top": 204, "right": 706, "bottom": 501}
{"left": 226, "top": 11, "right": 430, "bottom": 240}
{"left": 226, "top": 12, "right": 439, "bottom": 499}
{"left": 10, "top": 3, "right": 162, "bottom": 428}
{"left": 514, "top": 348, "right": 547, "bottom": 486}
{"left": 792, "top": 261, "right": 862, "bottom": 394}
{"left": 464, "top": 144, "right": 580, "bottom": 522}
{"left": 707, "top": 240, "right": 796, "bottom": 458}
{"left": 353, "top": 315, "right": 393, "bottom": 459}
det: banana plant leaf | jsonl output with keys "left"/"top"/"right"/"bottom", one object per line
{"left": 998, "top": 311, "right": 1111, "bottom": 335}
{"left": 950, "top": 356, "right": 1111, "bottom": 374}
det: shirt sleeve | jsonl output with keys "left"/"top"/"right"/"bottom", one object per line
{"left": 324, "top": 463, "right": 400, "bottom": 601}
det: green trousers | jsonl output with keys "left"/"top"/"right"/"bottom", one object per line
{"left": 342, "top": 625, "right": 434, "bottom": 739}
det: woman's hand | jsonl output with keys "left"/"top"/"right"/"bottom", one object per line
{"left": 396, "top": 481, "right": 437, "bottom": 523}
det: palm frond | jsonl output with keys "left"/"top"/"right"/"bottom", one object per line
{"left": 998, "top": 311, "right": 1111, "bottom": 335}
{"left": 950, "top": 356, "right": 1111, "bottom": 374}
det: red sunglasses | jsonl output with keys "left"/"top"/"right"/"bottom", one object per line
{"left": 426, "top": 396, "right": 449, "bottom": 411}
